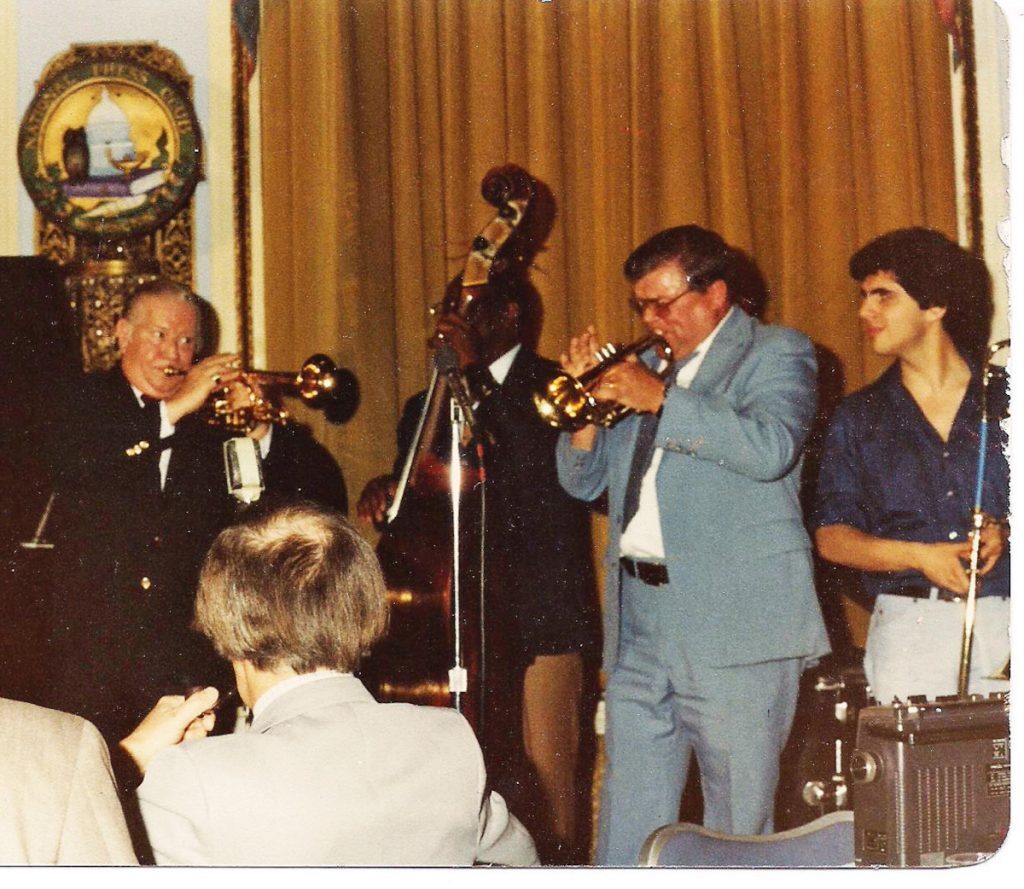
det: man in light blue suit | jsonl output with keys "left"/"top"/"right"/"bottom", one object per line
{"left": 556, "top": 225, "right": 830, "bottom": 865}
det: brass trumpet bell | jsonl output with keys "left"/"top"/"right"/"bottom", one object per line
{"left": 534, "top": 374, "right": 602, "bottom": 431}
{"left": 533, "top": 334, "right": 669, "bottom": 431}
{"left": 256, "top": 353, "right": 344, "bottom": 407}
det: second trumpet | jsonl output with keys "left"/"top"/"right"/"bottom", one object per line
{"left": 164, "top": 353, "right": 354, "bottom": 431}
{"left": 534, "top": 334, "right": 670, "bottom": 431}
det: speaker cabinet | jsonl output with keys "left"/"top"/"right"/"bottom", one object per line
{"left": 851, "top": 695, "right": 1009, "bottom": 866}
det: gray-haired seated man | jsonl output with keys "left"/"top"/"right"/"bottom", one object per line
{"left": 119, "top": 501, "right": 538, "bottom": 866}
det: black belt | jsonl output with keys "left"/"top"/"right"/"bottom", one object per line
{"left": 887, "top": 585, "right": 963, "bottom": 603}
{"left": 620, "top": 557, "right": 669, "bottom": 586}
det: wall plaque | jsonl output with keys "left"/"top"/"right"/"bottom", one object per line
{"left": 17, "top": 59, "right": 202, "bottom": 241}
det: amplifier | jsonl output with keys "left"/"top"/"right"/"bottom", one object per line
{"left": 851, "top": 695, "right": 1010, "bottom": 866}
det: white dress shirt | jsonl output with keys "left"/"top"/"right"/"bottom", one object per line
{"left": 487, "top": 342, "right": 521, "bottom": 386}
{"left": 130, "top": 386, "right": 176, "bottom": 490}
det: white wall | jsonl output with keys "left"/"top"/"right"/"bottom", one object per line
{"left": 968, "top": 0, "right": 1013, "bottom": 347}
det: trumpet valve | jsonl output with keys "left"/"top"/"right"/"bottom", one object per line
{"left": 533, "top": 333, "right": 668, "bottom": 430}
{"left": 533, "top": 374, "right": 599, "bottom": 431}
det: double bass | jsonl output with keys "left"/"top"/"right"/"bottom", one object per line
{"left": 360, "top": 166, "right": 535, "bottom": 736}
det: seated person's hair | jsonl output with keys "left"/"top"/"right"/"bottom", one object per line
{"left": 194, "top": 502, "right": 389, "bottom": 674}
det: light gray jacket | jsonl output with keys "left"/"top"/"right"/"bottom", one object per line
{"left": 0, "top": 697, "right": 136, "bottom": 864}
{"left": 137, "top": 674, "right": 537, "bottom": 866}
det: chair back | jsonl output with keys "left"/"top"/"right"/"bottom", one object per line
{"left": 639, "top": 810, "right": 855, "bottom": 867}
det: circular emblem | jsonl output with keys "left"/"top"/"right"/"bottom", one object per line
{"left": 18, "top": 60, "right": 202, "bottom": 240}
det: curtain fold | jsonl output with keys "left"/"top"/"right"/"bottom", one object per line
{"left": 259, "top": 0, "right": 957, "bottom": 635}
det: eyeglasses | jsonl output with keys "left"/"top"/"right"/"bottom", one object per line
{"left": 134, "top": 324, "right": 196, "bottom": 348}
{"left": 629, "top": 287, "right": 697, "bottom": 317}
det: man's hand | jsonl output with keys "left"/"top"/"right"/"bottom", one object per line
{"left": 559, "top": 326, "right": 605, "bottom": 450}
{"left": 228, "top": 375, "right": 273, "bottom": 442}
{"left": 164, "top": 354, "right": 242, "bottom": 425}
{"left": 356, "top": 475, "right": 398, "bottom": 525}
{"left": 430, "top": 313, "right": 480, "bottom": 368}
{"left": 913, "top": 541, "right": 973, "bottom": 594}
{"left": 589, "top": 355, "right": 666, "bottom": 415}
{"left": 560, "top": 325, "right": 601, "bottom": 379}
{"left": 912, "top": 520, "right": 1007, "bottom": 594}
{"left": 119, "top": 686, "right": 220, "bottom": 775}
{"left": 976, "top": 518, "right": 1009, "bottom": 576}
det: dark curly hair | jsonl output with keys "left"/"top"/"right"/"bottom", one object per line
{"left": 623, "top": 225, "right": 769, "bottom": 315}
{"left": 849, "top": 228, "right": 993, "bottom": 361}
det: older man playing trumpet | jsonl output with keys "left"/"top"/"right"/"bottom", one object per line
{"left": 555, "top": 226, "right": 830, "bottom": 864}
{"left": 42, "top": 278, "right": 345, "bottom": 746}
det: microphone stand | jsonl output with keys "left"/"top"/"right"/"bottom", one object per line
{"left": 957, "top": 339, "right": 1009, "bottom": 698}
{"left": 447, "top": 399, "right": 469, "bottom": 713}
{"left": 20, "top": 491, "right": 56, "bottom": 550}
{"left": 434, "top": 346, "right": 486, "bottom": 725}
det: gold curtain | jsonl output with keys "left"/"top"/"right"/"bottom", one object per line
{"left": 260, "top": 0, "right": 955, "bottom": 507}
{"left": 259, "top": 0, "right": 956, "bottom": 640}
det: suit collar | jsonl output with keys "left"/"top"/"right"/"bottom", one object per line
{"left": 488, "top": 343, "right": 522, "bottom": 384}
{"left": 249, "top": 673, "right": 376, "bottom": 734}
{"left": 501, "top": 343, "right": 539, "bottom": 386}
{"left": 687, "top": 306, "right": 755, "bottom": 394}
{"left": 95, "top": 368, "right": 159, "bottom": 435}
{"left": 100, "top": 367, "right": 147, "bottom": 410}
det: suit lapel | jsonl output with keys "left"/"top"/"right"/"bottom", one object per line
{"left": 687, "top": 307, "right": 755, "bottom": 396}
{"left": 104, "top": 371, "right": 165, "bottom": 494}
{"left": 503, "top": 346, "right": 530, "bottom": 387}
{"left": 106, "top": 371, "right": 152, "bottom": 433}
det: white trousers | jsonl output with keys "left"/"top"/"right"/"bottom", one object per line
{"left": 864, "top": 593, "right": 1010, "bottom": 704}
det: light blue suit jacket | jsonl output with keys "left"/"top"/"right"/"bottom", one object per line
{"left": 557, "top": 308, "right": 830, "bottom": 670}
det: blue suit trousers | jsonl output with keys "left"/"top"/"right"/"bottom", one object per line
{"left": 596, "top": 571, "right": 803, "bottom": 866}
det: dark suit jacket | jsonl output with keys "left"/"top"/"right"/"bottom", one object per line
{"left": 42, "top": 369, "right": 345, "bottom": 741}
{"left": 394, "top": 347, "right": 597, "bottom": 660}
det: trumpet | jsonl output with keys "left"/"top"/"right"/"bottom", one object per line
{"left": 164, "top": 353, "right": 355, "bottom": 432}
{"left": 534, "top": 334, "right": 671, "bottom": 430}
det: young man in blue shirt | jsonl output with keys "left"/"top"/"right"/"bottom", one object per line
{"left": 814, "top": 228, "right": 1009, "bottom": 704}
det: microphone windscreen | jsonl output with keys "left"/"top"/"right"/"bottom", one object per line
{"left": 433, "top": 343, "right": 460, "bottom": 373}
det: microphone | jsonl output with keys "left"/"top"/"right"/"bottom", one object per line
{"left": 433, "top": 344, "right": 479, "bottom": 433}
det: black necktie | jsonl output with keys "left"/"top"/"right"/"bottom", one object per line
{"left": 140, "top": 394, "right": 160, "bottom": 427}
{"left": 136, "top": 396, "right": 163, "bottom": 491}
{"left": 621, "top": 354, "right": 694, "bottom": 530}
{"left": 621, "top": 412, "right": 659, "bottom": 530}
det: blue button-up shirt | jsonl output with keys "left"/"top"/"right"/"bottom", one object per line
{"left": 813, "top": 362, "right": 1009, "bottom": 599}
